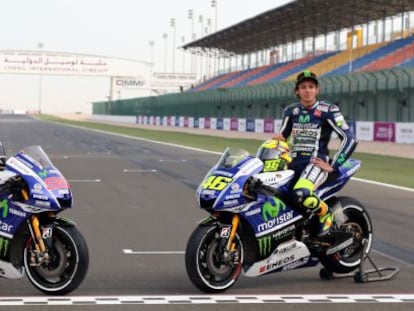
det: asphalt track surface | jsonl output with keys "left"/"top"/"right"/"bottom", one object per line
{"left": 0, "top": 115, "right": 413, "bottom": 311}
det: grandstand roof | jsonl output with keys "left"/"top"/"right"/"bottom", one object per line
{"left": 183, "top": 0, "right": 414, "bottom": 55}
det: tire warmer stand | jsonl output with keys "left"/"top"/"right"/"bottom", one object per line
{"left": 319, "top": 238, "right": 400, "bottom": 283}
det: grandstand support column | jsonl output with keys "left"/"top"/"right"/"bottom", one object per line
{"left": 188, "top": 9, "right": 195, "bottom": 73}
{"left": 382, "top": 15, "right": 386, "bottom": 42}
{"left": 181, "top": 36, "right": 185, "bottom": 73}
{"left": 335, "top": 30, "right": 340, "bottom": 50}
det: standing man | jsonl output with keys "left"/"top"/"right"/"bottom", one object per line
{"left": 275, "top": 70, "right": 357, "bottom": 236}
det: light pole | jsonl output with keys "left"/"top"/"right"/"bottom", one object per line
{"left": 211, "top": 0, "right": 218, "bottom": 32}
{"left": 188, "top": 9, "right": 195, "bottom": 73}
{"left": 170, "top": 18, "right": 176, "bottom": 73}
{"left": 211, "top": 0, "right": 218, "bottom": 74}
{"left": 37, "top": 42, "right": 44, "bottom": 114}
{"left": 148, "top": 40, "right": 154, "bottom": 64}
{"left": 162, "top": 33, "right": 168, "bottom": 72}
{"left": 207, "top": 18, "right": 212, "bottom": 76}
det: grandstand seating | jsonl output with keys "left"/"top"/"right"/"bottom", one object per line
{"left": 325, "top": 36, "right": 414, "bottom": 76}
{"left": 267, "top": 51, "right": 338, "bottom": 83}
{"left": 221, "top": 62, "right": 287, "bottom": 88}
{"left": 285, "top": 43, "right": 384, "bottom": 80}
{"left": 190, "top": 71, "right": 240, "bottom": 92}
{"left": 359, "top": 38, "right": 414, "bottom": 72}
{"left": 245, "top": 57, "right": 311, "bottom": 86}
{"left": 399, "top": 56, "right": 414, "bottom": 67}
{"left": 189, "top": 35, "right": 414, "bottom": 91}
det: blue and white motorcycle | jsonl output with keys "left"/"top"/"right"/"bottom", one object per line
{"left": 185, "top": 147, "right": 372, "bottom": 293}
{"left": 0, "top": 145, "right": 89, "bottom": 295}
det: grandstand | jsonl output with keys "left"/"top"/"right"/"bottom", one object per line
{"left": 94, "top": 0, "right": 414, "bottom": 122}
{"left": 187, "top": 36, "right": 414, "bottom": 91}
{"left": 183, "top": 0, "right": 414, "bottom": 91}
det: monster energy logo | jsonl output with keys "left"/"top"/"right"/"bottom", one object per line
{"left": 0, "top": 237, "right": 9, "bottom": 257}
{"left": 298, "top": 114, "right": 310, "bottom": 123}
{"left": 337, "top": 153, "right": 347, "bottom": 164}
{"left": 0, "top": 199, "right": 8, "bottom": 218}
{"left": 258, "top": 236, "right": 272, "bottom": 256}
{"left": 262, "top": 197, "right": 286, "bottom": 222}
{"left": 342, "top": 159, "right": 353, "bottom": 168}
{"left": 303, "top": 70, "right": 312, "bottom": 77}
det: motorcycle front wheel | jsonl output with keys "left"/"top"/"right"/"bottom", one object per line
{"left": 24, "top": 226, "right": 89, "bottom": 295}
{"left": 185, "top": 224, "right": 244, "bottom": 293}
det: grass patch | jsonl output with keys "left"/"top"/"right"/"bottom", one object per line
{"left": 36, "top": 115, "right": 414, "bottom": 189}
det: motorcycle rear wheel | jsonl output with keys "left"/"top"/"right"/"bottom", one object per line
{"left": 24, "top": 226, "right": 89, "bottom": 295}
{"left": 185, "top": 225, "right": 243, "bottom": 293}
{"left": 319, "top": 196, "right": 373, "bottom": 274}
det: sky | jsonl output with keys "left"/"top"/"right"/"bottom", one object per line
{"left": 0, "top": 0, "right": 291, "bottom": 114}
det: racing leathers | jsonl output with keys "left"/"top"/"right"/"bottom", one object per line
{"left": 279, "top": 100, "right": 357, "bottom": 236}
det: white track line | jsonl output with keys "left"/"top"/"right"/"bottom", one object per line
{"left": 123, "top": 249, "right": 184, "bottom": 255}
{"left": 44, "top": 120, "right": 414, "bottom": 192}
{"left": 0, "top": 294, "right": 413, "bottom": 305}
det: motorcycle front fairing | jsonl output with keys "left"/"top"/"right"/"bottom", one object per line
{"left": 197, "top": 148, "right": 263, "bottom": 212}
{"left": 5, "top": 146, "right": 73, "bottom": 214}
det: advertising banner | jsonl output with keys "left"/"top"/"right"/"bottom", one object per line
{"left": 204, "top": 117, "right": 211, "bottom": 129}
{"left": 183, "top": 116, "right": 189, "bottom": 128}
{"left": 230, "top": 118, "right": 238, "bottom": 131}
{"left": 255, "top": 119, "right": 264, "bottom": 133}
{"left": 210, "top": 118, "right": 217, "bottom": 130}
{"left": 264, "top": 118, "right": 274, "bottom": 133}
{"left": 193, "top": 117, "right": 199, "bottom": 128}
{"left": 274, "top": 119, "right": 283, "bottom": 133}
{"left": 198, "top": 117, "right": 205, "bottom": 129}
{"left": 188, "top": 117, "right": 194, "bottom": 128}
{"left": 355, "top": 121, "right": 374, "bottom": 141}
{"left": 374, "top": 122, "right": 395, "bottom": 142}
{"left": 246, "top": 118, "right": 255, "bottom": 132}
{"left": 223, "top": 118, "right": 231, "bottom": 131}
{"left": 238, "top": 118, "right": 246, "bottom": 132}
{"left": 216, "top": 118, "right": 224, "bottom": 130}
{"left": 396, "top": 123, "right": 414, "bottom": 143}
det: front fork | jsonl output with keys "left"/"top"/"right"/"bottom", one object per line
{"left": 226, "top": 214, "right": 239, "bottom": 252}
{"left": 216, "top": 214, "right": 240, "bottom": 263}
{"left": 27, "top": 214, "right": 54, "bottom": 266}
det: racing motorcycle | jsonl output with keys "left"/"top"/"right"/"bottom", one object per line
{"left": 185, "top": 147, "right": 372, "bottom": 293}
{"left": 0, "top": 145, "right": 89, "bottom": 295}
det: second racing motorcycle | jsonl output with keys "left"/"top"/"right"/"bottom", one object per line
{"left": 185, "top": 146, "right": 372, "bottom": 292}
{"left": 0, "top": 145, "right": 89, "bottom": 295}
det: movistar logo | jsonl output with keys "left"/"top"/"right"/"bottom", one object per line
{"left": 262, "top": 197, "right": 286, "bottom": 222}
{"left": 299, "top": 114, "right": 310, "bottom": 123}
{"left": 39, "top": 170, "right": 48, "bottom": 177}
{"left": 0, "top": 199, "right": 8, "bottom": 218}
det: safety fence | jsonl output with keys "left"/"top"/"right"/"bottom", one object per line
{"left": 93, "top": 67, "right": 414, "bottom": 123}
{"left": 91, "top": 114, "right": 414, "bottom": 144}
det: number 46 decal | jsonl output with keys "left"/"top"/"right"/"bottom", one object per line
{"left": 202, "top": 176, "right": 232, "bottom": 191}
